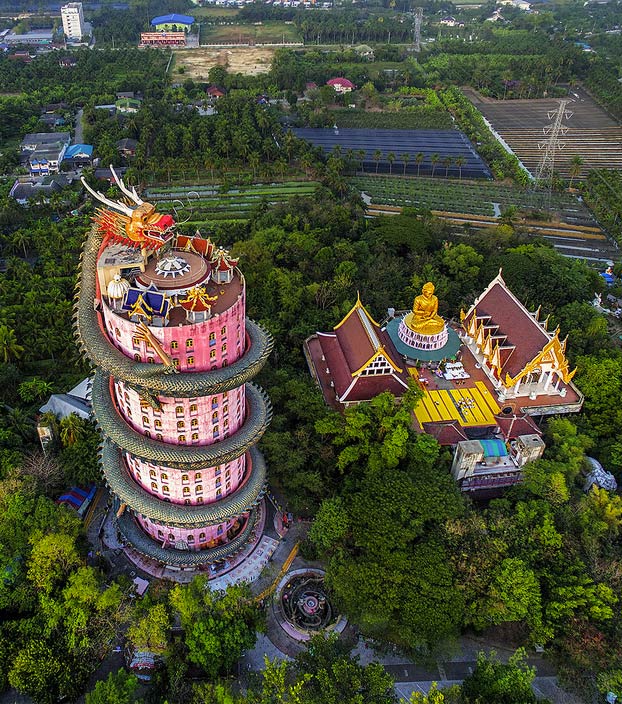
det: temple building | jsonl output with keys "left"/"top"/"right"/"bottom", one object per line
{"left": 304, "top": 296, "right": 409, "bottom": 408}
{"left": 306, "top": 272, "right": 583, "bottom": 495}
{"left": 76, "top": 170, "right": 273, "bottom": 575}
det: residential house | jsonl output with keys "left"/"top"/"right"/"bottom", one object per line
{"left": 326, "top": 77, "right": 355, "bottom": 93}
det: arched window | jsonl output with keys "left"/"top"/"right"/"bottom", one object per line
{"left": 191, "top": 432, "right": 199, "bottom": 441}
{"left": 221, "top": 326, "right": 226, "bottom": 336}
{"left": 187, "top": 535, "right": 195, "bottom": 544}
{"left": 134, "top": 353, "right": 141, "bottom": 361}
{"left": 147, "top": 356, "right": 154, "bottom": 364}
{"left": 156, "top": 433, "right": 163, "bottom": 441}
{"left": 177, "top": 420, "right": 185, "bottom": 430}
{"left": 132, "top": 337, "right": 141, "bottom": 348}
{"left": 222, "top": 360, "right": 227, "bottom": 367}
{"left": 172, "top": 358, "right": 179, "bottom": 369}
{"left": 175, "top": 405, "right": 184, "bottom": 416}
{"left": 151, "top": 481, "right": 157, "bottom": 490}
{"left": 142, "top": 416, "right": 149, "bottom": 426}
{"left": 223, "top": 418, "right": 229, "bottom": 428}
{"left": 115, "top": 327, "right": 120, "bottom": 338}
{"left": 190, "top": 403, "right": 198, "bottom": 413}
{"left": 196, "top": 485, "right": 203, "bottom": 493}
{"left": 187, "top": 356, "right": 194, "bottom": 366}
{"left": 154, "top": 419, "right": 162, "bottom": 429}
{"left": 178, "top": 434, "right": 186, "bottom": 443}
{"left": 171, "top": 340, "right": 178, "bottom": 349}
{"left": 209, "top": 332, "right": 216, "bottom": 346}
{"left": 182, "top": 474, "right": 188, "bottom": 483}
{"left": 168, "top": 533, "right": 175, "bottom": 541}
{"left": 212, "top": 411, "right": 218, "bottom": 422}
{"left": 199, "top": 533, "right": 206, "bottom": 542}
{"left": 186, "top": 338, "right": 194, "bottom": 349}
{"left": 222, "top": 343, "right": 227, "bottom": 353}
{"left": 191, "top": 418, "right": 198, "bottom": 428}
{"left": 161, "top": 473, "right": 168, "bottom": 481}
{"left": 150, "top": 469, "right": 156, "bottom": 478}
{"left": 144, "top": 430, "right": 151, "bottom": 438}
{"left": 184, "top": 499, "right": 191, "bottom": 505}
{"left": 213, "top": 426, "right": 219, "bottom": 438}
{"left": 195, "top": 473, "right": 201, "bottom": 481}
{"left": 216, "top": 488, "right": 222, "bottom": 498}
{"left": 162, "top": 485, "right": 170, "bottom": 493}
{"left": 183, "top": 487, "right": 190, "bottom": 496}
{"left": 217, "top": 524, "right": 223, "bottom": 535}
{"left": 210, "top": 350, "right": 216, "bottom": 359}
{"left": 158, "top": 529, "right": 163, "bottom": 538}
{"left": 197, "top": 497, "right": 204, "bottom": 504}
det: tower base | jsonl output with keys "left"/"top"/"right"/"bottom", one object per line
{"left": 386, "top": 316, "right": 462, "bottom": 363}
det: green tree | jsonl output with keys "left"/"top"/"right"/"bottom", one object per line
{"left": 27, "top": 531, "right": 82, "bottom": 594}
{"left": 127, "top": 603, "right": 170, "bottom": 655}
{"left": 169, "top": 580, "right": 261, "bottom": 679}
{"left": 86, "top": 670, "right": 140, "bottom": 704}
{"left": 0, "top": 325, "right": 24, "bottom": 363}
{"left": 460, "top": 649, "right": 537, "bottom": 704}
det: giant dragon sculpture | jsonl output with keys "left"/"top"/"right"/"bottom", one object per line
{"left": 81, "top": 167, "right": 175, "bottom": 250}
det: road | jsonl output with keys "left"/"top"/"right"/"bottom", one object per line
{"left": 74, "top": 108, "right": 84, "bottom": 144}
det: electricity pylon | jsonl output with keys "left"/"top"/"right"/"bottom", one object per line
{"left": 533, "top": 99, "right": 573, "bottom": 207}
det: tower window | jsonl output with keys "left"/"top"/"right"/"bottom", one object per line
{"left": 177, "top": 420, "right": 185, "bottom": 431}
{"left": 161, "top": 473, "right": 168, "bottom": 481}
{"left": 134, "top": 353, "right": 140, "bottom": 362}
{"left": 182, "top": 474, "right": 189, "bottom": 483}
{"left": 162, "top": 485, "right": 169, "bottom": 493}
{"left": 186, "top": 338, "right": 194, "bottom": 349}
{"left": 192, "top": 432, "right": 199, "bottom": 441}
{"left": 191, "top": 418, "right": 198, "bottom": 428}
{"left": 187, "top": 356, "right": 194, "bottom": 366}
{"left": 171, "top": 340, "right": 178, "bottom": 350}
{"left": 183, "top": 487, "right": 190, "bottom": 496}
{"left": 212, "top": 411, "right": 218, "bottom": 422}
{"left": 210, "top": 350, "right": 216, "bottom": 359}
{"left": 196, "top": 485, "right": 203, "bottom": 494}
{"left": 154, "top": 419, "right": 162, "bottom": 429}
{"left": 175, "top": 405, "right": 184, "bottom": 416}
{"left": 190, "top": 403, "right": 198, "bottom": 413}
{"left": 178, "top": 434, "right": 186, "bottom": 443}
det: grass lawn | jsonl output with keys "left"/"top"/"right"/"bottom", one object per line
{"left": 200, "top": 21, "right": 301, "bottom": 44}
{"left": 193, "top": 6, "right": 239, "bottom": 17}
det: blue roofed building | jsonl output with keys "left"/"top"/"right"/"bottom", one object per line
{"left": 63, "top": 143, "right": 93, "bottom": 168}
{"left": 150, "top": 13, "right": 194, "bottom": 31}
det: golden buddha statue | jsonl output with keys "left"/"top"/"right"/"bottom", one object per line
{"left": 404, "top": 282, "right": 445, "bottom": 336}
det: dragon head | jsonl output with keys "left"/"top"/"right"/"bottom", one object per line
{"left": 82, "top": 167, "right": 175, "bottom": 250}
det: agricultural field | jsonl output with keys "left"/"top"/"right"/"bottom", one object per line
{"left": 173, "top": 47, "right": 275, "bottom": 78}
{"left": 465, "top": 86, "right": 622, "bottom": 178}
{"left": 294, "top": 128, "right": 491, "bottom": 179}
{"left": 349, "top": 175, "right": 593, "bottom": 221}
{"left": 327, "top": 107, "right": 453, "bottom": 130}
{"left": 144, "top": 182, "right": 320, "bottom": 226}
{"left": 199, "top": 21, "right": 301, "bottom": 45}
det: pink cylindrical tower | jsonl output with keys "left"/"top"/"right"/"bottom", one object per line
{"left": 76, "top": 177, "right": 273, "bottom": 572}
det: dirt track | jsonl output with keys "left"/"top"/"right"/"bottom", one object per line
{"left": 174, "top": 47, "right": 275, "bottom": 78}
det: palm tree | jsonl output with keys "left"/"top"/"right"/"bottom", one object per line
{"left": 356, "top": 149, "right": 366, "bottom": 174}
{"left": 443, "top": 155, "right": 453, "bottom": 178}
{"left": 431, "top": 153, "right": 440, "bottom": 178}
{"left": 568, "top": 155, "right": 584, "bottom": 190}
{"left": 455, "top": 155, "right": 466, "bottom": 181}
{"left": 415, "top": 152, "right": 425, "bottom": 177}
{"left": 0, "top": 325, "right": 23, "bottom": 363}
{"left": 373, "top": 149, "right": 382, "bottom": 174}
{"left": 387, "top": 152, "right": 396, "bottom": 175}
{"left": 60, "top": 413, "right": 86, "bottom": 448}
{"left": 400, "top": 152, "right": 410, "bottom": 176}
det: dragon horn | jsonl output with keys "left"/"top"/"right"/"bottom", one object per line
{"left": 81, "top": 176, "right": 134, "bottom": 217}
{"left": 110, "top": 164, "right": 143, "bottom": 205}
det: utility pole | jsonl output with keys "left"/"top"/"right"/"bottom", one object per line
{"left": 533, "top": 99, "right": 573, "bottom": 207}
{"left": 414, "top": 7, "right": 423, "bottom": 53}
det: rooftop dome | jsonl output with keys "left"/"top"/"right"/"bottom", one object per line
{"left": 107, "top": 274, "right": 130, "bottom": 300}
{"left": 155, "top": 255, "right": 191, "bottom": 279}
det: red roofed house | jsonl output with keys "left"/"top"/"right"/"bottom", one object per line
{"left": 326, "top": 77, "right": 355, "bottom": 93}
{"left": 304, "top": 295, "right": 409, "bottom": 409}
{"left": 206, "top": 85, "right": 226, "bottom": 100}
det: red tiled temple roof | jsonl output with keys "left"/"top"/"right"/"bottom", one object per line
{"left": 463, "top": 274, "right": 551, "bottom": 378}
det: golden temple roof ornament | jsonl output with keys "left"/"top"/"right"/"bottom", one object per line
{"left": 180, "top": 286, "right": 219, "bottom": 312}
{"left": 404, "top": 282, "right": 445, "bottom": 336}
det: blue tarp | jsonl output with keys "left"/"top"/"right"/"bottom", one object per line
{"left": 480, "top": 439, "right": 508, "bottom": 458}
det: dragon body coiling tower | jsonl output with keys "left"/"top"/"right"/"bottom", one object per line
{"left": 76, "top": 172, "right": 273, "bottom": 573}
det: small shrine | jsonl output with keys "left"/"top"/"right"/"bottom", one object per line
{"left": 385, "top": 282, "right": 461, "bottom": 362}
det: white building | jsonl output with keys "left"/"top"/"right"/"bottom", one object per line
{"left": 61, "top": 2, "right": 85, "bottom": 41}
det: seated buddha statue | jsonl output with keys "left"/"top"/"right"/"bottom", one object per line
{"left": 404, "top": 282, "right": 445, "bottom": 336}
